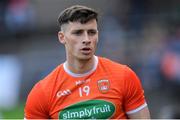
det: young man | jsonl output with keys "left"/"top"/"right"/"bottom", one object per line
{"left": 24, "top": 5, "right": 150, "bottom": 119}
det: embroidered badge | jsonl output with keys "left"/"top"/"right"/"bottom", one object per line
{"left": 97, "top": 79, "right": 110, "bottom": 93}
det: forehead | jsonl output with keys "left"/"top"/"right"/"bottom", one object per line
{"left": 63, "top": 19, "right": 98, "bottom": 31}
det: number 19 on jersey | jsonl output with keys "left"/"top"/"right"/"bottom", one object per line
{"left": 79, "top": 86, "right": 90, "bottom": 97}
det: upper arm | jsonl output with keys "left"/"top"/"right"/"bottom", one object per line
{"left": 123, "top": 66, "right": 150, "bottom": 118}
{"left": 24, "top": 82, "right": 49, "bottom": 119}
{"left": 127, "top": 106, "right": 150, "bottom": 119}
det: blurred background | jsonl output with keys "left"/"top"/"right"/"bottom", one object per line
{"left": 0, "top": 0, "right": 180, "bottom": 118}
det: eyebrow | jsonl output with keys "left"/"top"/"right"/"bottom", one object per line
{"left": 71, "top": 28, "right": 97, "bottom": 31}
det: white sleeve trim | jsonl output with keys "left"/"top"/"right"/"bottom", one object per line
{"left": 126, "top": 103, "right": 147, "bottom": 114}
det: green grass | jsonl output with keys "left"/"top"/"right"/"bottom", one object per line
{"left": 0, "top": 103, "right": 25, "bottom": 119}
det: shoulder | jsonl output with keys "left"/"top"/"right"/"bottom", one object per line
{"left": 29, "top": 64, "right": 64, "bottom": 100}
{"left": 98, "top": 56, "right": 129, "bottom": 72}
{"left": 25, "top": 64, "right": 64, "bottom": 118}
{"left": 39, "top": 64, "right": 63, "bottom": 88}
{"left": 97, "top": 56, "right": 139, "bottom": 82}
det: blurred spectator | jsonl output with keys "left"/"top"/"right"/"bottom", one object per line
{"left": 139, "top": 21, "right": 167, "bottom": 90}
{"left": 161, "top": 24, "right": 180, "bottom": 84}
{"left": 5, "top": 0, "right": 35, "bottom": 34}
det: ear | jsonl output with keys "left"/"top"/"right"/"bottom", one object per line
{"left": 58, "top": 31, "right": 66, "bottom": 44}
{"left": 96, "top": 31, "right": 99, "bottom": 43}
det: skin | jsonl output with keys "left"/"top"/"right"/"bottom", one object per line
{"left": 58, "top": 19, "right": 150, "bottom": 119}
{"left": 58, "top": 19, "right": 98, "bottom": 74}
{"left": 128, "top": 107, "right": 151, "bottom": 119}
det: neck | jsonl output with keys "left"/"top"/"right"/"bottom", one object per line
{"left": 65, "top": 56, "right": 96, "bottom": 74}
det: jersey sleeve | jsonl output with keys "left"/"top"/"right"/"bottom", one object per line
{"left": 24, "top": 82, "right": 49, "bottom": 119}
{"left": 123, "top": 66, "right": 147, "bottom": 114}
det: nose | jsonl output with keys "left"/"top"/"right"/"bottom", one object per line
{"left": 82, "top": 32, "right": 91, "bottom": 45}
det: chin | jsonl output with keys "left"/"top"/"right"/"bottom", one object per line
{"left": 78, "top": 54, "right": 93, "bottom": 61}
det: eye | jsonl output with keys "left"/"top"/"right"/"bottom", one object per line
{"left": 88, "top": 30, "right": 97, "bottom": 36}
{"left": 72, "top": 30, "right": 83, "bottom": 35}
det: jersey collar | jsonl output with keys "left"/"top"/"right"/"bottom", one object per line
{"left": 63, "top": 56, "right": 98, "bottom": 77}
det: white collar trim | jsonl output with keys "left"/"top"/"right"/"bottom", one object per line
{"left": 63, "top": 56, "right": 98, "bottom": 77}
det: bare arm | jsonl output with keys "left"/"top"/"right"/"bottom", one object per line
{"left": 127, "top": 106, "right": 150, "bottom": 119}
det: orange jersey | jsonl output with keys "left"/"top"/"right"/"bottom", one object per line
{"left": 25, "top": 56, "right": 147, "bottom": 119}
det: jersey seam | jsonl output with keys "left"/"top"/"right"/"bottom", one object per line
{"left": 122, "top": 65, "right": 128, "bottom": 107}
{"left": 38, "top": 82, "right": 50, "bottom": 117}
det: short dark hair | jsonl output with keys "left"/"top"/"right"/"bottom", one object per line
{"left": 57, "top": 5, "right": 98, "bottom": 30}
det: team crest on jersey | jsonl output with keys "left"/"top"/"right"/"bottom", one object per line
{"left": 97, "top": 79, "right": 110, "bottom": 93}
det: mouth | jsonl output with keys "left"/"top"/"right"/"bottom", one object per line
{"left": 80, "top": 47, "right": 92, "bottom": 54}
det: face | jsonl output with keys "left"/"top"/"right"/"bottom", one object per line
{"left": 58, "top": 19, "right": 98, "bottom": 61}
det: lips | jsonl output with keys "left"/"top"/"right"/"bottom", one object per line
{"left": 82, "top": 47, "right": 91, "bottom": 50}
{"left": 80, "top": 47, "right": 92, "bottom": 54}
